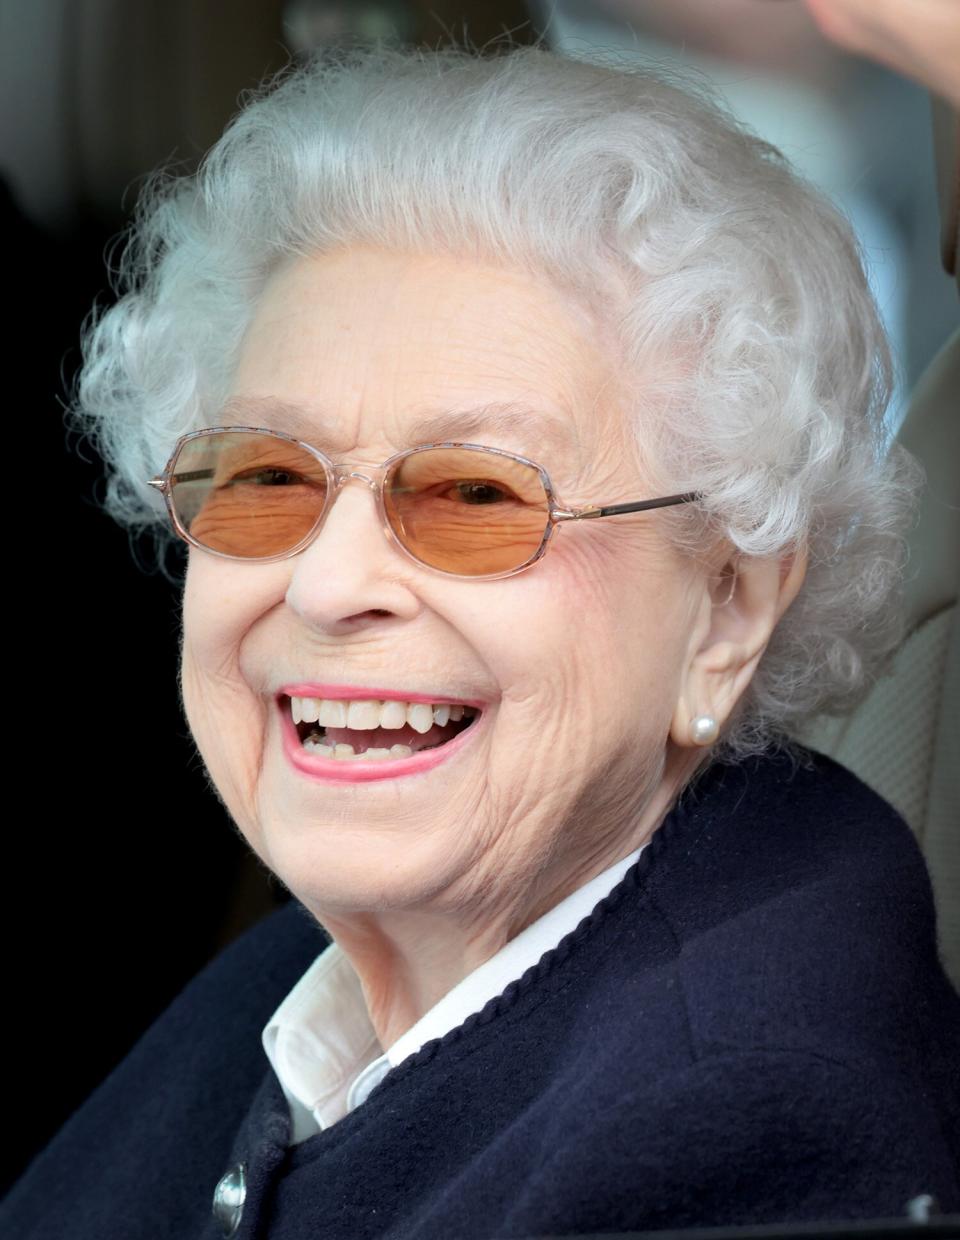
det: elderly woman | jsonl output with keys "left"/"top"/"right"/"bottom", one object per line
{"left": 6, "top": 41, "right": 959, "bottom": 1240}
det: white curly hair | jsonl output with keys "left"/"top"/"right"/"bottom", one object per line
{"left": 65, "top": 38, "right": 924, "bottom": 768}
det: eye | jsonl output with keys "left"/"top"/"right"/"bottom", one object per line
{"left": 446, "top": 480, "right": 515, "bottom": 505}
{"left": 226, "top": 467, "right": 307, "bottom": 487}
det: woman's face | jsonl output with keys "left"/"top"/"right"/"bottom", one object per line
{"left": 180, "top": 245, "right": 706, "bottom": 928}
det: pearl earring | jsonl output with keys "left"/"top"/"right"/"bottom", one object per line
{"left": 690, "top": 714, "right": 719, "bottom": 745}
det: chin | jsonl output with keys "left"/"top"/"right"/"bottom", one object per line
{"left": 256, "top": 816, "right": 466, "bottom": 917}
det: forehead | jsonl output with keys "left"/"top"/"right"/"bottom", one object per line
{"left": 219, "top": 394, "right": 580, "bottom": 463}
{"left": 225, "top": 246, "right": 623, "bottom": 466}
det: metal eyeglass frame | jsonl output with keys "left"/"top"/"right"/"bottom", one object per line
{"left": 147, "top": 424, "right": 703, "bottom": 581}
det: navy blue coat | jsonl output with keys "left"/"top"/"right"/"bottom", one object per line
{"left": 4, "top": 744, "right": 959, "bottom": 1238}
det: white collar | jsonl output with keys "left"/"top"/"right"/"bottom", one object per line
{"left": 262, "top": 843, "right": 647, "bottom": 1143}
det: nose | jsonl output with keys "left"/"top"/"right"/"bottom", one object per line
{"left": 284, "top": 473, "right": 421, "bottom": 634}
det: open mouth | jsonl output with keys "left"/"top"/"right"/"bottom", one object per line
{"left": 285, "top": 696, "right": 482, "bottom": 763}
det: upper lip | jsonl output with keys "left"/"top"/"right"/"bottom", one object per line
{"left": 277, "top": 682, "right": 486, "bottom": 707}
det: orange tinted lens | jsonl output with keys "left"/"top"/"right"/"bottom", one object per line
{"left": 170, "top": 430, "right": 328, "bottom": 557}
{"left": 384, "top": 447, "right": 550, "bottom": 575}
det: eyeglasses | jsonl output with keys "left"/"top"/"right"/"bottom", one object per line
{"left": 147, "top": 426, "right": 702, "bottom": 581}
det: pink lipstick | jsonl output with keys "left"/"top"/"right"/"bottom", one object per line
{"left": 277, "top": 693, "right": 486, "bottom": 784}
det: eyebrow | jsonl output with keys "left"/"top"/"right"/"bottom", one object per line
{"left": 217, "top": 395, "right": 578, "bottom": 460}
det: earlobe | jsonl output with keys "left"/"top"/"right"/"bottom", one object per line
{"left": 670, "top": 544, "right": 808, "bottom": 749}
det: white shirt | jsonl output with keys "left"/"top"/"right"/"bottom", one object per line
{"left": 262, "top": 843, "right": 648, "bottom": 1144}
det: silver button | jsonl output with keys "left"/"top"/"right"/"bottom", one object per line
{"left": 212, "top": 1162, "right": 247, "bottom": 1236}
{"left": 905, "top": 1195, "right": 940, "bottom": 1221}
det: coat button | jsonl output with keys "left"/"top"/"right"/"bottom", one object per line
{"left": 906, "top": 1195, "right": 940, "bottom": 1221}
{"left": 212, "top": 1162, "right": 247, "bottom": 1236}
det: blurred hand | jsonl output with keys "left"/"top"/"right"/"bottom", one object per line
{"left": 801, "top": 0, "right": 960, "bottom": 107}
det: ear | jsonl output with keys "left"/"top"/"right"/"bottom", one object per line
{"left": 670, "top": 543, "right": 808, "bottom": 749}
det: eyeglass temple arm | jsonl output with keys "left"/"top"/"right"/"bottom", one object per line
{"left": 554, "top": 491, "right": 702, "bottom": 522}
{"left": 147, "top": 468, "right": 215, "bottom": 492}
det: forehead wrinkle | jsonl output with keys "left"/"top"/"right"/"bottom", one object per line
{"left": 216, "top": 394, "right": 582, "bottom": 468}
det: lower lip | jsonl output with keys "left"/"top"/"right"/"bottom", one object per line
{"left": 278, "top": 699, "right": 487, "bottom": 783}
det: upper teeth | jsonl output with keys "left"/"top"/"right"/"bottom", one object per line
{"left": 289, "top": 697, "right": 475, "bottom": 734}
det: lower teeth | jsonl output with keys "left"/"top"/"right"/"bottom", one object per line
{"left": 301, "top": 733, "right": 442, "bottom": 761}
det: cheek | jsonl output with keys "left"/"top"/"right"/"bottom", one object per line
{"left": 181, "top": 554, "right": 284, "bottom": 672}
{"left": 179, "top": 556, "right": 280, "bottom": 789}
{"left": 556, "top": 518, "right": 685, "bottom": 631}
{"left": 523, "top": 526, "right": 693, "bottom": 721}
{"left": 179, "top": 623, "right": 279, "bottom": 853}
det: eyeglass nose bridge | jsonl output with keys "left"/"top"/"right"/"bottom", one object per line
{"left": 316, "top": 464, "right": 393, "bottom": 542}
{"left": 324, "top": 463, "right": 389, "bottom": 511}
{"left": 333, "top": 467, "right": 381, "bottom": 491}
{"left": 314, "top": 460, "right": 440, "bottom": 576}
{"left": 295, "top": 463, "right": 397, "bottom": 564}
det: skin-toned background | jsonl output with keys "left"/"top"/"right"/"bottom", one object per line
{"left": 801, "top": 0, "right": 960, "bottom": 109}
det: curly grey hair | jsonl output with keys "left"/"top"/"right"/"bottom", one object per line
{"left": 65, "top": 39, "right": 924, "bottom": 768}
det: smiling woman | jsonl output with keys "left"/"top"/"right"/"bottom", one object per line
{"left": 5, "top": 36, "right": 959, "bottom": 1240}
{"left": 176, "top": 242, "right": 716, "bottom": 935}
